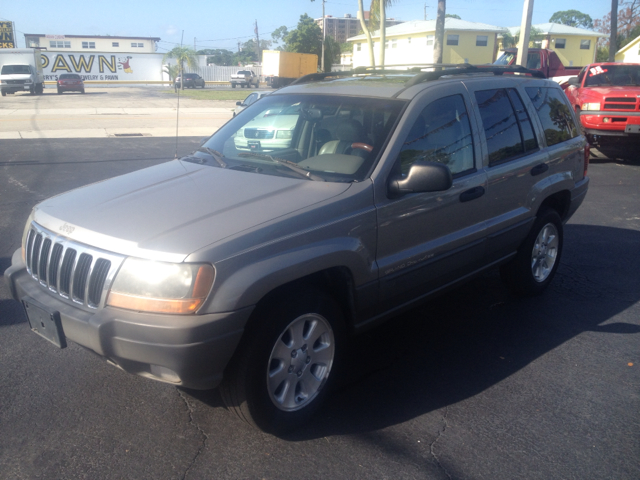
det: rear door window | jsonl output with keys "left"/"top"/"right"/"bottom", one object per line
{"left": 525, "top": 87, "right": 578, "bottom": 146}
{"left": 475, "top": 88, "right": 538, "bottom": 166}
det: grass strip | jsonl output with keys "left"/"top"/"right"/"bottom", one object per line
{"left": 162, "top": 89, "right": 260, "bottom": 101}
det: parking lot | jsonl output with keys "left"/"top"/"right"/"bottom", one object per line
{"left": 0, "top": 89, "right": 638, "bottom": 479}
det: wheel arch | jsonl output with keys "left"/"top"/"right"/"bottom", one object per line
{"left": 537, "top": 189, "right": 571, "bottom": 221}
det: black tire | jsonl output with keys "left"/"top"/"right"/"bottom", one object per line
{"left": 57, "top": 89, "right": 62, "bottom": 94}
{"left": 220, "top": 287, "right": 345, "bottom": 434}
{"left": 81, "top": 89, "right": 85, "bottom": 94}
{"left": 232, "top": 83, "right": 236, "bottom": 88}
{"left": 500, "top": 209, "right": 563, "bottom": 296}
{"left": 1, "top": 91, "right": 6, "bottom": 97}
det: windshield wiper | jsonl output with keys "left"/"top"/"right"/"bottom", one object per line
{"left": 238, "top": 152, "right": 324, "bottom": 181}
{"left": 197, "top": 147, "right": 228, "bottom": 168}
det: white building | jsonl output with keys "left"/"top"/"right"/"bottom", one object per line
{"left": 24, "top": 34, "right": 160, "bottom": 53}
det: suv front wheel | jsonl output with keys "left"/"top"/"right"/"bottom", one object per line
{"left": 220, "top": 287, "right": 344, "bottom": 433}
{"left": 501, "top": 209, "right": 563, "bottom": 296}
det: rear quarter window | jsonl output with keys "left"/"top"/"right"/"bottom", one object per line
{"left": 525, "top": 87, "right": 578, "bottom": 147}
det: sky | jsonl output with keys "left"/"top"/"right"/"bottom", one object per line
{"left": 1, "top": 0, "right": 612, "bottom": 53}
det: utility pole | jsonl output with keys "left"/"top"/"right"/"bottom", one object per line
{"left": 434, "top": 0, "right": 445, "bottom": 64}
{"left": 194, "top": 37, "right": 196, "bottom": 51}
{"left": 608, "top": 0, "right": 618, "bottom": 61}
{"left": 321, "top": 0, "right": 326, "bottom": 72}
{"left": 255, "top": 20, "right": 260, "bottom": 64}
{"left": 424, "top": 3, "right": 427, "bottom": 21}
{"left": 515, "top": 0, "right": 534, "bottom": 68}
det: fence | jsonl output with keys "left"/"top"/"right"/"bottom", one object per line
{"left": 184, "top": 65, "right": 262, "bottom": 83}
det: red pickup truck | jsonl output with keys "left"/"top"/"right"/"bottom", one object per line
{"left": 494, "top": 48, "right": 583, "bottom": 84}
{"left": 564, "top": 63, "right": 640, "bottom": 146}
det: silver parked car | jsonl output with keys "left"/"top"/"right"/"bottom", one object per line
{"left": 234, "top": 91, "right": 270, "bottom": 116}
{"left": 5, "top": 65, "right": 589, "bottom": 434}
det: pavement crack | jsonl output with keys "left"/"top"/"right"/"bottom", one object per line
{"left": 430, "top": 406, "right": 452, "bottom": 480}
{"left": 178, "top": 389, "right": 208, "bottom": 480}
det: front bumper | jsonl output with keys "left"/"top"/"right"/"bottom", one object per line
{"left": 1, "top": 84, "right": 32, "bottom": 93}
{"left": 4, "top": 248, "right": 253, "bottom": 390}
{"left": 580, "top": 110, "right": 640, "bottom": 137}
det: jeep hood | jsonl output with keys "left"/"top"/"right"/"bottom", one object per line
{"left": 32, "top": 160, "right": 351, "bottom": 262}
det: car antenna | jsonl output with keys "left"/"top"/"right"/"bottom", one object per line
{"left": 174, "top": 30, "right": 184, "bottom": 159}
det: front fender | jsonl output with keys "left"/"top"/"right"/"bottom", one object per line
{"left": 202, "top": 237, "right": 376, "bottom": 313}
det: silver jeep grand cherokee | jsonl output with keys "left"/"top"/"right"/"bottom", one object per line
{"left": 5, "top": 65, "right": 590, "bottom": 433}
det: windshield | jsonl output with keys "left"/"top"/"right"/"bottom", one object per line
{"left": 584, "top": 65, "right": 640, "bottom": 87}
{"left": 191, "top": 94, "right": 406, "bottom": 183}
{"left": 494, "top": 52, "right": 515, "bottom": 66}
{"left": 494, "top": 52, "right": 541, "bottom": 69}
{"left": 1, "top": 65, "right": 32, "bottom": 75}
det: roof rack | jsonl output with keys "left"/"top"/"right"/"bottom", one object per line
{"left": 289, "top": 63, "right": 545, "bottom": 87}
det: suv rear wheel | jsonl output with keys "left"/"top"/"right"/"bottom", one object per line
{"left": 220, "top": 287, "right": 344, "bottom": 434}
{"left": 500, "top": 209, "right": 563, "bottom": 296}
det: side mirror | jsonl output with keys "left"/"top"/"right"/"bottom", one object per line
{"left": 388, "top": 161, "right": 453, "bottom": 198}
{"left": 236, "top": 101, "right": 242, "bottom": 106}
{"left": 567, "top": 76, "right": 580, "bottom": 86}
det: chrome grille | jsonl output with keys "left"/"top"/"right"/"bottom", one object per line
{"left": 244, "top": 128, "right": 275, "bottom": 139}
{"left": 24, "top": 223, "right": 125, "bottom": 309}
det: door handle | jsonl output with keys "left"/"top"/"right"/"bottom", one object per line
{"left": 459, "top": 186, "right": 485, "bottom": 203}
{"left": 531, "top": 163, "right": 549, "bottom": 176}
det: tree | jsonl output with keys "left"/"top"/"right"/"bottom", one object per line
{"left": 163, "top": 64, "right": 179, "bottom": 92}
{"left": 593, "top": 0, "right": 640, "bottom": 54}
{"left": 271, "top": 26, "right": 289, "bottom": 47}
{"left": 549, "top": 10, "right": 594, "bottom": 29}
{"left": 367, "top": 0, "right": 396, "bottom": 67}
{"left": 501, "top": 27, "right": 545, "bottom": 49}
{"left": 323, "top": 36, "right": 342, "bottom": 70}
{"left": 283, "top": 14, "right": 322, "bottom": 58}
{"left": 163, "top": 46, "right": 198, "bottom": 90}
{"left": 357, "top": 0, "right": 375, "bottom": 66}
{"left": 594, "top": 0, "right": 640, "bottom": 44}
{"left": 197, "top": 48, "right": 234, "bottom": 66}
{"left": 445, "top": 13, "right": 461, "bottom": 19}
{"left": 235, "top": 39, "right": 272, "bottom": 65}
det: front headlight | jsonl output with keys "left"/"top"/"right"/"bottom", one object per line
{"left": 581, "top": 103, "right": 601, "bottom": 111}
{"left": 276, "top": 130, "right": 293, "bottom": 139}
{"left": 106, "top": 258, "right": 214, "bottom": 314}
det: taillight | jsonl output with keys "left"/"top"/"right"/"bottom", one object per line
{"left": 583, "top": 144, "right": 590, "bottom": 177}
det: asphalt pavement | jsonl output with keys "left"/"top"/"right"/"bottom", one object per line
{"left": 0, "top": 90, "right": 638, "bottom": 479}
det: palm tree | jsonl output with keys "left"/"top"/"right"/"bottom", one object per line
{"left": 162, "top": 46, "right": 198, "bottom": 90}
{"left": 163, "top": 64, "right": 180, "bottom": 92}
{"left": 368, "top": 0, "right": 396, "bottom": 67}
{"left": 358, "top": 0, "right": 396, "bottom": 68}
{"left": 357, "top": 0, "right": 376, "bottom": 66}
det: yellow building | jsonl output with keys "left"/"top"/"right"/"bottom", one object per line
{"left": 615, "top": 35, "right": 640, "bottom": 63}
{"left": 347, "top": 18, "right": 506, "bottom": 68}
{"left": 503, "top": 23, "right": 602, "bottom": 67}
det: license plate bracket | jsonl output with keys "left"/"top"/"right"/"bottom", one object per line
{"left": 23, "top": 296, "right": 67, "bottom": 348}
{"left": 625, "top": 124, "right": 640, "bottom": 134}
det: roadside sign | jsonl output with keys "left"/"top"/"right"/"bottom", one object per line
{"left": 0, "top": 22, "right": 16, "bottom": 48}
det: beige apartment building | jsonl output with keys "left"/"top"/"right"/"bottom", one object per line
{"left": 316, "top": 12, "right": 403, "bottom": 44}
{"left": 24, "top": 34, "right": 160, "bottom": 53}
